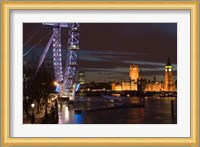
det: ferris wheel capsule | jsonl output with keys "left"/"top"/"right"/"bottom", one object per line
{"left": 69, "top": 44, "right": 80, "bottom": 50}
{"left": 71, "top": 27, "right": 80, "bottom": 32}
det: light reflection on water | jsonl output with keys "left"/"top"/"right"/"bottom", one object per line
{"left": 58, "top": 96, "right": 177, "bottom": 124}
{"left": 58, "top": 104, "right": 84, "bottom": 124}
{"left": 74, "top": 114, "right": 83, "bottom": 124}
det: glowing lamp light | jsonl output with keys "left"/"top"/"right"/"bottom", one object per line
{"left": 31, "top": 103, "right": 35, "bottom": 108}
{"left": 54, "top": 81, "right": 58, "bottom": 86}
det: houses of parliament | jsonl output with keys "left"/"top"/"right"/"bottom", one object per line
{"left": 112, "top": 58, "right": 177, "bottom": 92}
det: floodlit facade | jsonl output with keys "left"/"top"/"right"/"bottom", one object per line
{"left": 129, "top": 64, "right": 139, "bottom": 82}
{"left": 164, "top": 58, "right": 176, "bottom": 91}
{"left": 112, "top": 58, "right": 176, "bottom": 92}
{"left": 145, "top": 81, "right": 164, "bottom": 91}
{"left": 111, "top": 64, "right": 138, "bottom": 91}
{"left": 111, "top": 82, "right": 137, "bottom": 91}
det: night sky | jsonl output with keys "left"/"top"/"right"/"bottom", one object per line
{"left": 23, "top": 23, "right": 177, "bottom": 83}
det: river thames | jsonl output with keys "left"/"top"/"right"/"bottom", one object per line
{"left": 58, "top": 96, "right": 177, "bottom": 124}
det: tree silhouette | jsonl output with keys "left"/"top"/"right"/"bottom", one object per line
{"left": 23, "top": 63, "right": 55, "bottom": 118}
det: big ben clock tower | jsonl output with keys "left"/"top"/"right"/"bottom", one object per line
{"left": 165, "top": 58, "right": 173, "bottom": 91}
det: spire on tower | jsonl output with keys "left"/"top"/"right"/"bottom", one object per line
{"left": 153, "top": 76, "right": 156, "bottom": 82}
{"left": 166, "top": 57, "right": 172, "bottom": 66}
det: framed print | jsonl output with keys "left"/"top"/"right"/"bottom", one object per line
{"left": 1, "top": 1, "right": 199, "bottom": 146}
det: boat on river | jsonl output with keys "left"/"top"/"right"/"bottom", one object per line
{"left": 102, "top": 95, "right": 126, "bottom": 103}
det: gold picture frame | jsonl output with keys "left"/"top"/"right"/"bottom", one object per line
{"left": 1, "top": 1, "right": 199, "bottom": 146}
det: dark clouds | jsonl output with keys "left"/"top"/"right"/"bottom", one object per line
{"left": 23, "top": 23, "right": 177, "bottom": 83}
{"left": 80, "top": 23, "right": 177, "bottom": 64}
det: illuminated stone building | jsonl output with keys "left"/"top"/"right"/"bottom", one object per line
{"left": 121, "top": 82, "right": 130, "bottom": 90}
{"left": 129, "top": 64, "right": 139, "bottom": 82}
{"left": 111, "top": 83, "right": 122, "bottom": 91}
{"left": 164, "top": 58, "right": 176, "bottom": 91}
{"left": 144, "top": 58, "right": 176, "bottom": 92}
{"left": 111, "top": 81, "right": 137, "bottom": 91}
{"left": 111, "top": 58, "right": 176, "bottom": 92}
{"left": 111, "top": 64, "right": 138, "bottom": 91}
{"left": 145, "top": 76, "right": 164, "bottom": 92}
{"left": 129, "top": 64, "right": 138, "bottom": 90}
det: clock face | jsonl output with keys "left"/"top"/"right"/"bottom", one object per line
{"left": 165, "top": 69, "right": 167, "bottom": 71}
{"left": 169, "top": 68, "right": 172, "bottom": 72}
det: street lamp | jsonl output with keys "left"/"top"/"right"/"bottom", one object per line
{"left": 31, "top": 103, "right": 35, "bottom": 108}
{"left": 54, "top": 81, "right": 58, "bottom": 86}
{"left": 31, "top": 103, "right": 35, "bottom": 124}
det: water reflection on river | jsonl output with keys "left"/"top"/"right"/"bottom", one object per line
{"left": 58, "top": 96, "right": 177, "bottom": 124}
